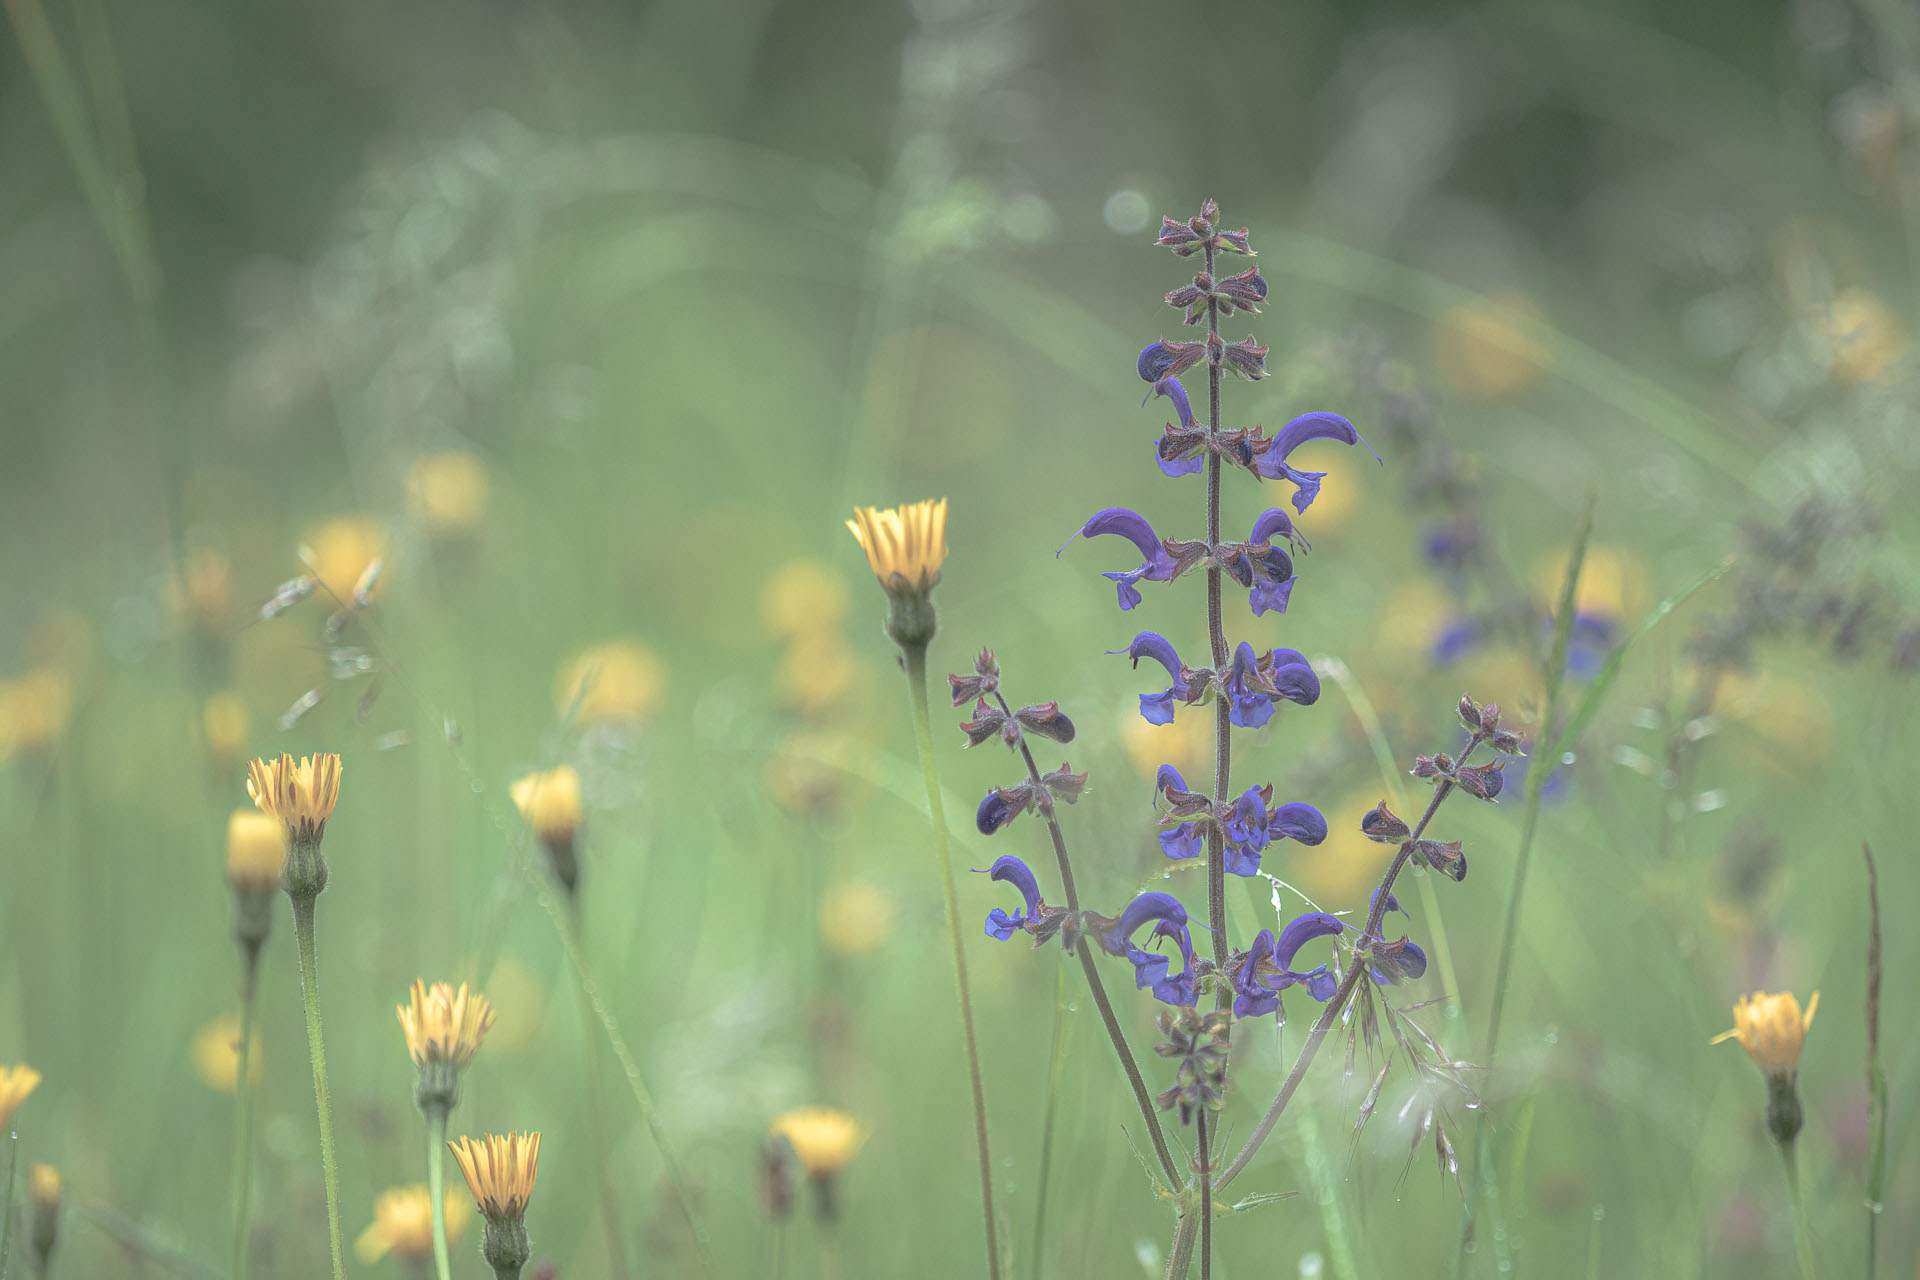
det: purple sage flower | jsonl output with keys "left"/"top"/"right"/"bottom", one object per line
{"left": 1124, "top": 632, "right": 1200, "bottom": 725}
{"left": 981, "top": 855, "right": 1042, "bottom": 940}
{"left": 1059, "top": 508, "right": 1177, "bottom": 611}
{"left": 1098, "top": 892, "right": 1198, "bottom": 1007}
{"left": 1154, "top": 764, "right": 1204, "bottom": 860}
{"left": 1250, "top": 411, "right": 1379, "bottom": 514}
{"left": 1231, "top": 912, "right": 1345, "bottom": 1017}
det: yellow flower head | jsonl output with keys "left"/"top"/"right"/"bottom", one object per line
{"left": 770, "top": 1107, "right": 867, "bottom": 1178}
{"left": 1434, "top": 291, "right": 1550, "bottom": 399}
{"left": 0, "top": 1064, "right": 41, "bottom": 1130}
{"left": 0, "top": 667, "right": 73, "bottom": 762}
{"left": 354, "top": 1183, "right": 470, "bottom": 1265}
{"left": 762, "top": 559, "right": 852, "bottom": 640}
{"left": 245, "top": 752, "right": 342, "bottom": 846}
{"left": 1819, "top": 288, "right": 1906, "bottom": 385}
{"left": 405, "top": 451, "right": 492, "bottom": 540}
{"left": 397, "top": 980, "right": 496, "bottom": 1072}
{"left": 509, "top": 767, "right": 582, "bottom": 845}
{"left": 192, "top": 1015, "right": 262, "bottom": 1093}
{"left": 554, "top": 642, "right": 666, "bottom": 725}
{"left": 448, "top": 1131, "right": 541, "bottom": 1220}
{"left": 28, "top": 1162, "right": 60, "bottom": 1211}
{"left": 301, "top": 516, "right": 388, "bottom": 606}
{"left": 225, "top": 809, "right": 288, "bottom": 895}
{"left": 846, "top": 499, "right": 948, "bottom": 594}
{"left": 201, "top": 691, "right": 250, "bottom": 773}
{"left": 1713, "top": 989, "right": 1819, "bottom": 1079}
{"left": 820, "top": 883, "right": 895, "bottom": 957}
{"left": 173, "top": 546, "right": 233, "bottom": 633}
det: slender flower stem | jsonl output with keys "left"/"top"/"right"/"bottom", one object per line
{"left": 1202, "top": 241, "right": 1231, "bottom": 1009}
{"left": 289, "top": 893, "right": 346, "bottom": 1280}
{"left": 1163, "top": 1209, "right": 1198, "bottom": 1280}
{"left": 1027, "top": 962, "right": 1070, "bottom": 1280}
{"left": 228, "top": 949, "right": 262, "bottom": 1280}
{"left": 569, "top": 906, "right": 633, "bottom": 1280}
{"left": 902, "top": 643, "right": 1003, "bottom": 1280}
{"left": 1781, "top": 1140, "right": 1818, "bottom": 1280}
{"left": 1215, "top": 773, "right": 1463, "bottom": 1191}
{"left": 1196, "top": 1114, "right": 1212, "bottom": 1280}
{"left": 425, "top": 1106, "right": 453, "bottom": 1280}
{"left": 0, "top": 1126, "right": 18, "bottom": 1280}
{"left": 990, "top": 691, "right": 1181, "bottom": 1187}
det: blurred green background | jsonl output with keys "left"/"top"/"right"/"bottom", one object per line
{"left": 0, "top": 0, "right": 1915, "bottom": 1275}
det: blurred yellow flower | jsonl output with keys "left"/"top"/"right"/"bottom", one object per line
{"left": 762, "top": 559, "right": 851, "bottom": 640}
{"left": 0, "top": 667, "right": 73, "bottom": 762}
{"left": 172, "top": 546, "right": 233, "bottom": 632}
{"left": 354, "top": 1183, "right": 469, "bottom": 1265}
{"left": 1119, "top": 703, "right": 1212, "bottom": 781}
{"left": 1284, "top": 443, "right": 1361, "bottom": 530}
{"left": 201, "top": 691, "right": 250, "bottom": 773}
{"left": 1287, "top": 791, "right": 1389, "bottom": 908}
{"left": 1534, "top": 546, "right": 1644, "bottom": 620}
{"left": 1713, "top": 989, "right": 1818, "bottom": 1080}
{"left": 300, "top": 516, "right": 387, "bottom": 606}
{"left": 820, "top": 883, "right": 895, "bottom": 957}
{"left": 770, "top": 1107, "right": 867, "bottom": 1178}
{"left": 246, "top": 752, "right": 342, "bottom": 846}
{"left": 192, "top": 1016, "right": 261, "bottom": 1092}
{"left": 225, "top": 809, "right": 287, "bottom": 896}
{"left": 764, "top": 734, "right": 849, "bottom": 820}
{"left": 28, "top": 1161, "right": 60, "bottom": 1211}
{"left": 405, "top": 451, "right": 492, "bottom": 539}
{"left": 447, "top": 1131, "right": 541, "bottom": 1220}
{"left": 554, "top": 642, "right": 665, "bottom": 725}
{"left": 846, "top": 499, "right": 948, "bottom": 593}
{"left": 1819, "top": 288, "right": 1906, "bottom": 385}
{"left": 475, "top": 956, "right": 546, "bottom": 1054}
{"left": 0, "top": 1064, "right": 41, "bottom": 1129}
{"left": 510, "top": 766, "right": 581, "bottom": 844}
{"left": 396, "top": 979, "right": 496, "bottom": 1072}
{"left": 1717, "top": 669, "right": 1835, "bottom": 779}
{"left": 778, "top": 629, "right": 860, "bottom": 718}
{"left": 1434, "top": 292, "right": 1550, "bottom": 399}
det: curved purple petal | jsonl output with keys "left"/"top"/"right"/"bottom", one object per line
{"left": 1268, "top": 802, "right": 1328, "bottom": 846}
{"left": 1267, "top": 649, "right": 1321, "bottom": 706}
{"left": 1159, "top": 822, "right": 1203, "bottom": 861}
{"left": 1249, "top": 508, "right": 1295, "bottom": 546}
{"left": 1127, "top": 632, "right": 1183, "bottom": 681}
{"left": 989, "top": 855, "right": 1041, "bottom": 917}
{"left": 1273, "top": 912, "right": 1345, "bottom": 970}
{"left": 1151, "top": 375, "right": 1195, "bottom": 429}
{"left": 1100, "top": 891, "right": 1189, "bottom": 956}
{"left": 1154, "top": 764, "right": 1188, "bottom": 800}
{"left": 1262, "top": 412, "right": 1377, "bottom": 468}
{"left": 976, "top": 792, "right": 1015, "bottom": 835}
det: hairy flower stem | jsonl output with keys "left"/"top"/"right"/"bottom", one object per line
{"left": 1196, "top": 1114, "right": 1212, "bottom": 1280}
{"left": 289, "top": 892, "right": 346, "bottom": 1280}
{"left": 1202, "top": 241, "right": 1232, "bottom": 1010}
{"left": 989, "top": 691, "right": 1181, "bottom": 1187}
{"left": 0, "top": 1126, "right": 17, "bottom": 1280}
{"left": 424, "top": 1105, "right": 454, "bottom": 1280}
{"left": 570, "top": 905, "right": 634, "bottom": 1280}
{"left": 1213, "top": 771, "right": 1464, "bottom": 1193}
{"left": 1164, "top": 1210, "right": 1198, "bottom": 1280}
{"left": 901, "top": 644, "right": 1003, "bottom": 1280}
{"left": 1781, "top": 1140, "right": 1818, "bottom": 1280}
{"left": 229, "top": 946, "right": 262, "bottom": 1280}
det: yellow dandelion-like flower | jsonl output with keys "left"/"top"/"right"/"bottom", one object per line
{"left": 447, "top": 1132, "right": 541, "bottom": 1220}
{"left": 191, "top": 1017, "right": 262, "bottom": 1093}
{"left": 1534, "top": 545, "right": 1644, "bottom": 622}
{"left": 1287, "top": 790, "right": 1391, "bottom": 908}
{"left": 396, "top": 980, "right": 496, "bottom": 1072}
{"left": 0, "top": 1064, "right": 42, "bottom": 1130}
{"left": 29, "top": 1162, "right": 60, "bottom": 1210}
{"left": 770, "top": 1107, "right": 867, "bottom": 1178}
{"left": 509, "top": 767, "right": 582, "bottom": 846}
{"left": 554, "top": 642, "right": 666, "bottom": 725}
{"left": 405, "top": 451, "right": 492, "bottom": 540}
{"left": 354, "top": 1184, "right": 470, "bottom": 1265}
{"left": 1713, "top": 990, "right": 1819, "bottom": 1080}
{"left": 0, "top": 667, "right": 73, "bottom": 762}
{"left": 1434, "top": 291, "right": 1550, "bottom": 399}
{"left": 225, "top": 809, "right": 287, "bottom": 895}
{"left": 245, "top": 751, "right": 341, "bottom": 847}
{"left": 762, "top": 559, "right": 852, "bottom": 640}
{"left": 777, "top": 628, "right": 860, "bottom": 717}
{"left": 845, "top": 499, "right": 948, "bottom": 593}
{"left": 172, "top": 546, "right": 233, "bottom": 633}
{"left": 820, "top": 883, "right": 896, "bottom": 957}
{"left": 1819, "top": 287, "right": 1906, "bottom": 385}
{"left": 201, "top": 691, "right": 250, "bottom": 773}
{"left": 1118, "top": 701, "right": 1212, "bottom": 781}
{"left": 301, "top": 516, "right": 388, "bottom": 606}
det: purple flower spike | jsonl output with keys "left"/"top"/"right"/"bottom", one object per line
{"left": 1226, "top": 642, "right": 1274, "bottom": 729}
{"left": 1268, "top": 802, "right": 1328, "bottom": 846}
{"left": 982, "top": 855, "right": 1042, "bottom": 940}
{"left": 1099, "top": 891, "right": 1189, "bottom": 956}
{"left": 1060, "top": 508, "right": 1175, "bottom": 611}
{"left": 1266, "top": 648, "right": 1321, "bottom": 705}
{"left": 1102, "top": 892, "right": 1198, "bottom": 1007}
{"left": 1232, "top": 912, "right": 1347, "bottom": 1016}
{"left": 1252, "top": 411, "right": 1379, "bottom": 514}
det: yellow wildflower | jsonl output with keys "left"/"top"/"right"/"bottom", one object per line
{"left": 1713, "top": 990, "right": 1819, "bottom": 1080}
{"left": 510, "top": 765, "right": 583, "bottom": 892}
{"left": 245, "top": 752, "right": 341, "bottom": 847}
{"left": 1819, "top": 288, "right": 1906, "bottom": 385}
{"left": 191, "top": 1016, "right": 262, "bottom": 1093}
{"left": 201, "top": 691, "right": 250, "bottom": 773}
{"left": 845, "top": 499, "right": 948, "bottom": 593}
{"left": 405, "top": 451, "right": 492, "bottom": 540}
{"left": 554, "top": 642, "right": 666, "bottom": 725}
{"left": 0, "top": 667, "right": 73, "bottom": 762}
{"left": 762, "top": 559, "right": 851, "bottom": 640}
{"left": 770, "top": 1106, "right": 867, "bottom": 1178}
{"left": 301, "top": 516, "right": 388, "bottom": 606}
{"left": 354, "top": 1184, "right": 469, "bottom": 1265}
{"left": 0, "top": 1064, "right": 41, "bottom": 1129}
{"left": 1434, "top": 292, "right": 1550, "bottom": 399}
{"left": 447, "top": 1132, "right": 541, "bottom": 1220}
{"left": 29, "top": 1162, "right": 60, "bottom": 1209}
{"left": 226, "top": 809, "right": 288, "bottom": 896}
{"left": 820, "top": 883, "right": 895, "bottom": 957}
{"left": 396, "top": 980, "right": 496, "bottom": 1073}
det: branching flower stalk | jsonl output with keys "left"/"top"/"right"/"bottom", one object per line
{"left": 247, "top": 752, "right": 347, "bottom": 1280}
{"left": 845, "top": 498, "right": 1002, "bottom": 1280}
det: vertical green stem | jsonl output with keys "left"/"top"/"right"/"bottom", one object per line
{"left": 425, "top": 1106, "right": 453, "bottom": 1280}
{"left": 289, "top": 893, "right": 346, "bottom": 1280}
{"left": 901, "top": 643, "right": 1003, "bottom": 1280}
{"left": 1163, "top": 1210, "right": 1197, "bottom": 1280}
{"left": 0, "top": 1126, "right": 18, "bottom": 1280}
{"left": 1027, "top": 962, "right": 1070, "bottom": 1280}
{"left": 1201, "top": 240, "right": 1231, "bottom": 1011}
{"left": 1196, "top": 1114, "right": 1211, "bottom": 1280}
{"left": 229, "top": 950, "right": 261, "bottom": 1280}
{"left": 570, "top": 906, "right": 633, "bottom": 1280}
{"left": 1781, "top": 1141, "right": 1817, "bottom": 1280}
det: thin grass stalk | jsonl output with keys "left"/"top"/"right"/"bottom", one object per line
{"left": 0, "top": 1125, "right": 17, "bottom": 1280}
{"left": 228, "top": 953, "right": 261, "bottom": 1280}
{"left": 987, "top": 690, "right": 1181, "bottom": 1187}
{"left": 1213, "top": 774, "right": 1460, "bottom": 1194}
{"left": 289, "top": 894, "right": 346, "bottom": 1280}
{"left": 569, "top": 905, "right": 633, "bottom": 1280}
{"left": 901, "top": 643, "right": 1003, "bottom": 1280}
{"left": 1862, "top": 843, "right": 1885, "bottom": 1279}
{"left": 1781, "top": 1141, "right": 1818, "bottom": 1280}
{"left": 424, "top": 1107, "right": 453, "bottom": 1280}
{"left": 1027, "top": 961, "right": 1071, "bottom": 1280}
{"left": 70, "top": 1198, "right": 221, "bottom": 1280}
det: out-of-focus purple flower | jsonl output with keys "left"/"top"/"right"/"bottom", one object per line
{"left": 1060, "top": 508, "right": 1177, "bottom": 610}
{"left": 1566, "top": 613, "right": 1616, "bottom": 682}
{"left": 982, "top": 855, "right": 1042, "bottom": 940}
{"left": 1231, "top": 912, "right": 1345, "bottom": 1017}
{"left": 1430, "top": 618, "right": 1482, "bottom": 668}
{"left": 1249, "top": 412, "right": 1379, "bottom": 514}
{"left": 1097, "top": 892, "right": 1198, "bottom": 1007}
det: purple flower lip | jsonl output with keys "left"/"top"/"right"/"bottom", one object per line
{"left": 1099, "top": 891, "right": 1189, "bottom": 956}
{"left": 1059, "top": 508, "right": 1178, "bottom": 611}
{"left": 979, "top": 854, "right": 1042, "bottom": 940}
